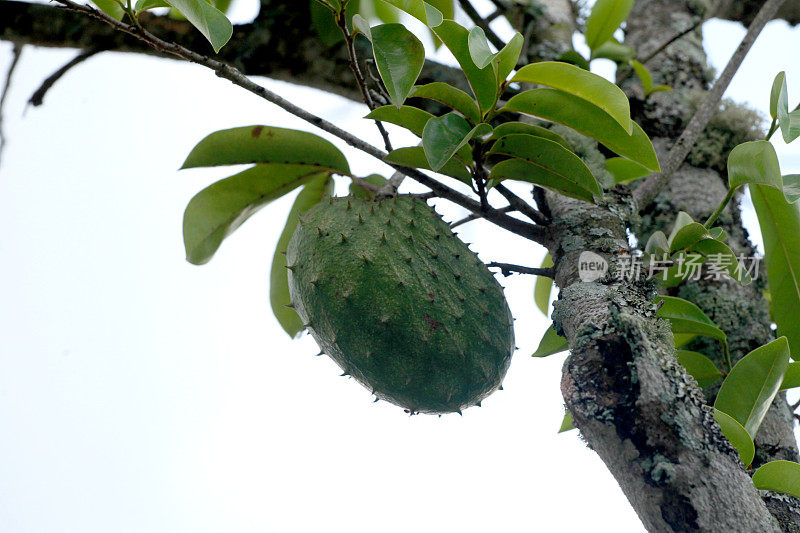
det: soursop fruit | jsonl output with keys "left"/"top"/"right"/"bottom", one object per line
{"left": 286, "top": 195, "right": 514, "bottom": 414}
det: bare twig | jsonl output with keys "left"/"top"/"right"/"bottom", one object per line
{"left": 376, "top": 171, "right": 405, "bottom": 198}
{"left": 0, "top": 44, "right": 23, "bottom": 169}
{"left": 457, "top": 0, "right": 506, "bottom": 50}
{"left": 450, "top": 205, "right": 514, "bottom": 229}
{"left": 51, "top": 0, "right": 545, "bottom": 244}
{"left": 617, "top": 19, "right": 702, "bottom": 85}
{"left": 494, "top": 183, "right": 549, "bottom": 225}
{"left": 28, "top": 48, "right": 103, "bottom": 107}
{"left": 488, "top": 262, "right": 553, "bottom": 277}
{"left": 633, "top": 0, "right": 786, "bottom": 209}
{"left": 335, "top": 12, "right": 393, "bottom": 152}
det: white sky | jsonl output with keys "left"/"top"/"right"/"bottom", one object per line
{"left": 1, "top": 3, "right": 799, "bottom": 532}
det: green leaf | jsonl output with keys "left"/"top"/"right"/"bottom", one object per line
{"left": 93, "top": 0, "right": 125, "bottom": 20}
{"left": 377, "top": 0, "right": 442, "bottom": 26}
{"left": 490, "top": 122, "right": 571, "bottom": 150}
{"left": 676, "top": 350, "right": 722, "bottom": 388}
{"left": 655, "top": 295, "right": 728, "bottom": 344}
{"left": 349, "top": 173, "right": 387, "bottom": 198}
{"left": 135, "top": 0, "right": 170, "bottom": 11}
{"left": 606, "top": 157, "right": 650, "bottom": 183}
{"left": 751, "top": 184, "right": 800, "bottom": 361}
{"left": 559, "top": 411, "right": 576, "bottom": 433}
{"left": 493, "top": 33, "right": 524, "bottom": 84}
{"left": 592, "top": 39, "right": 635, "bottom": 62}
{"left": 629, "top": 59, "right": 653, "bottom": 94}
{"left": 410, "top": 83, "right": 481, "bottom": 124}
{"left": 782, "top": 174, "right": 800, "bottom": 203}
{"left": 753, "top": 461, "right": 800, "bottom": 497}
{"left": 489, "top": 159, "right": 594, "bottom": 204}
{"left": 780, "top": 362, "right": 800, "bottom": 390}
{"left": 384, "top": 146, "right": 471, "bottom": 183}
{"left": 425, "top": 0, "right": 452, "bottom": 19}
{"left": 270, "top": 176, "right": 334, "bottom": 338}
{"left": 365, "top": 105, "right": 434, "bottom": 137}
{"left": 645, "top": 230, "right": 669, "bottom": 255}
{"left": 370, "top": 24, "right": 426, "bottom": 108}
{"left": 488, "top": 134, "right": 602, "bottom": 202}
{"left": 669, "top": 221, "right": 709, "bottom": 253}
{"left": 534, "top": 253, "right": 554, "bottom": 316}
{"left": 715, "top": 337, "right": 790, "bottom": 438}
{"left": 502, "top": 89, "right": 659, "bottom": 171}
{"left": 512, "top": 62, "right": 632, "bottom": 133}
{"left": 422, "top": 113, "right": 488, "bottom": 171}
{"left": 166, "top": 0, "right": 233, "bottom": 52}
{"left": 182, "top": 125, "right": 350, "bottom": 175}
{"left": 183, "top": 165, "right": 326, "bottom": 265}
{"left": 311, "top": 0, "right": 346, "bottom": 46}
{"left": 728, "top": 140, "right": 783, "bottom": 191}
{"left": 532, "top": 325, "right": 569, "bottom": 358}
{"left": 690, "top": 237, "right": 752, "bottom": 285}
{"left": 558, "top": 50, "right": 590, "bottom": 71}
{"left": 433, "top": 20, "right": 498, "bottom": 114}
{"left": 467, "top": 27, "right": 495, "bottom": 69}
{"left": 351, "top": 13, "right": 372, "bottom": 40}
{"left": 773, "top": 72, "right": 800, "bottom": 143}
{"left": 771, "top": 71, "right": 786, "bottom": 120}
{"left": 713, "top": 409, "right": 755, "bottom": 467}
{"left": 585, "top": 0, "right": 635, "bottom": 52}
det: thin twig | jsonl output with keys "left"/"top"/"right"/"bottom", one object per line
{"left": 335, "top": 12, "right": 393, "bottom": 152}
{"left": 457, "top": 0, "right": 506, "bottom": 50}
{"left": 51, "top": 0, "right": 546, "bottom": 244}
{"left": 28, "top": 48, "right": 103, "bottom": 107}
{"left": 376, "top": 170, "right": 405, "bottom": 198}
{"left": 494, "top": 183, "right": 549, "bottom": 225}
{"left": 617, "top": 20, "right": 702, "bottom": 85}
{"left": 633, "top": 0, "right": 786, "bottom": 210}
{"left": 0, "top": 44, "right": 23, "bottom": 170}
{"left": 450, "top": 205, "right": 514, "bottom": 229}
{"left": 488, "top": 262, "right": 553, "bottom": 277}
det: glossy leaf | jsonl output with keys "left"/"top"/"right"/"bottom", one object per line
{"left": 135, "top": 0, "right": 170, "bottom": 9}
{"left": 183, "top": 165, "right": 326, "bottom": 265}
{"left": 488, "top": 134, "right": 602, "bottom": 202}
{"left": 433, "top": 20, "right": 498, "bottom": 114}
{"left": 669, "top": 220, "right": 709, "bottom": 253}
{"left": 490, "top": 159, "right": 595, "bottom": 204}
{"left": 691, "top": 237, "right": 752, "bottom": 284}
{"left": 365, "top": 105, "right": 434, "bottom": 137}
{"left": 713, "top": 409, "right": 755, "bottom": 467}
{"left": 351, "top": 13, "right": 372, "bottom": 39}
{"left": 502, "top": 89, "right": 659, "bottom": 171}
{"left": 494, "top": 33, "right": 524, "bottom": 83}
{"left": 384, "top": 146, "right": 471, "bottom": 183}
{"left": 422, "top": 113, "right": 488, "bottom": 171}
{"left": 182, "top": 125, "right": 350, "bottom": 175}
{"left": 644, "top": 231, "right": 669, "bottom": 255}
{"left": 676, "top": 350, "right": 722, "bottom": 388}
{"left": 751, "top": 184, "right": 800, "bottom": 360}
{"left": 370, "top": 24, "right": 425, "bottom": 108}
{"left": 270, "top": 176, "right": 333, "bottom": 338}
{"left": 585, "top": 0, "right": 635, "bottom": 52}
{"left": 780, "top": 362, "right": 800, "bottom": 390}
{"left": 727, "top": 141, "right": 783, "bottom": 191}
{"left": 753, "top": 461, "right": 800, "bottom": 497}
{"left": 167, "top": 0, "right": 233, "bottom": 52}
{"left": 490, "top": 122, "right": 571, "bottom": 150}
{"left": 467, "top": 27, "right": 495, "bottom": 69}
{"left": 606, "top": 156, "right": 650, "bottom": 183}
{"left": 532, "top": 325, "right": 569, "bottom": 358}
{"left": 559, "top": 411, "right": 576, "bottom": 433}
{"left": 715, "top": 337, "right": 790, "bottom": 438}
{"left": 558, "top": 50, "right": 590, "bottom": 71}
{"left": 655, "top": 295, "right": 727, "bottom": 344}
{"left": 512, "top": 62, "right": 632, "bottom": 132}
{"left": 93, "top": 0, "right": 125, "bottom": 20}
{"left": 410, "top": 83, "right": 481, "bottom": 124}
{"left": 534, "top": 253, "right": 554, "bottom": 316}
{"left": 379, "top": 0, "right": 442, "bottom": 26}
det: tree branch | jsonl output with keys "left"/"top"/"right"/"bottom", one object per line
{"left": 488, "top": 262, "right": 552, "bottom": 277}
{"left": 633, "top": 0, "right": 787, "bottom": 209}
{"left": 0, "top": 43, "right": 22, "bottom": 169}
{"left": 28, "top": 47, "right": 103, "bottom": 107}
{"left": 48, "top": 0, "right": 545, "bottom": 244}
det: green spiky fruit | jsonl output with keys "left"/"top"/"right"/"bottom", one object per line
{"left": 286, "top": 195, "right": 514, "bottom": 414}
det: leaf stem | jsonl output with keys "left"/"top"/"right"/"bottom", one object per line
{"left": 766, "top": 117, "right": 779, "bottom": 141}
{"left": 703, "top": 186, "right": 737, "bottom": 229}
